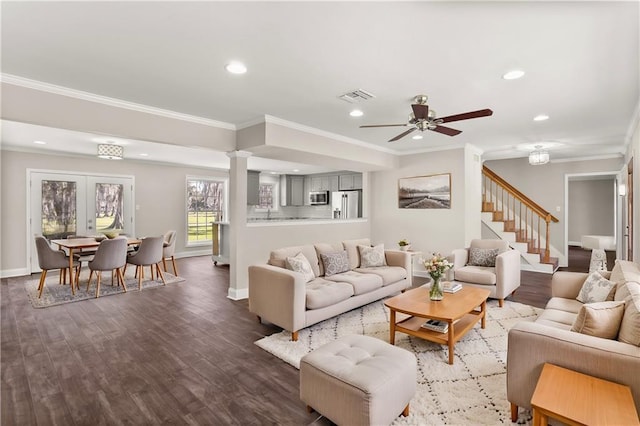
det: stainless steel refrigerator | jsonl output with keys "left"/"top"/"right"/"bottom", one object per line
{"left": 332, "top": 191, "right": 361, "bottom": 219}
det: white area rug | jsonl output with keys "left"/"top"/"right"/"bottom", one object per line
{"left": 256, "top": 298, "right": 541, "bottom": 425}
{"left": 25, "top": 269, "right": 185, "bottom": 308}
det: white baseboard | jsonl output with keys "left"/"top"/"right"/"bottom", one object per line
{"left": 175, "top": 249, "right": 212, "bottom": 259}
{"left": 568, "top": 241, "right": 583, "bottom": 247}
{"left": 0, "top": 268, "right": 30, "bottom": 278}
{"left": 227, "top": 287, "right": 248, "bottom": 300}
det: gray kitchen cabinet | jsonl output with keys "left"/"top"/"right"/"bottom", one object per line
{"left": 280, "top": 175, "right": 305, "bottom": 206}
{"left": 339, "top": 173, "right": 362, "bottom": 190}
{"left": 329, "top": 175, "right": 339, "bottom": 192}
{"left": 247, "top": 170, "right": 260, "bottom": 205}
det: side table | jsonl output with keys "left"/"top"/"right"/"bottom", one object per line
{"left": 530, "top": 363, "right": 639, "bottom": 426}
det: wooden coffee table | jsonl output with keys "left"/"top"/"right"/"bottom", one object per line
{"left": 531, "top": 363, "right": 639, "bottom": 426}
{"left": 384, "top": 286, "right": 490, "bottom": 364}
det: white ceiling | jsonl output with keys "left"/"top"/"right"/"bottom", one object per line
{"left": 1, "top": 1, "right": 638, "bottom": 168}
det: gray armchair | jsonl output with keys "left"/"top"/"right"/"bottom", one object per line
{"left": 126, "top": 236, "right": 166, "bottom": 290}
{"left": 34, "top": 236, "right": 80, "bottom": 298}
{"left": 162, "top": 230, "right": 178, "bottom": 276}
{"left": 87, "top": 237, "right": 128, "bottom": 298}
{"left": 449, "top": 239, "right": 521, "bottom": 307}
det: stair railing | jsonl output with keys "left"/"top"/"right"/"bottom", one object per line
{"left": 482, "top": 166, "right": 559, "bottom": 263}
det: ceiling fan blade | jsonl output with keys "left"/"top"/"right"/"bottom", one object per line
{"left": 431, "top": 125, "right": 462, "bottom": 136}
{"left": 438, "top": 109, "right": 493, "bottom": 123}
{"left": 360, "top": 124, "right": 408, "bottom": 128}
{"left": 389, "top": 128, "right": 417, "bottom": 142}
{"left": 411, "top": 103, "right": 429, "bottom": 120}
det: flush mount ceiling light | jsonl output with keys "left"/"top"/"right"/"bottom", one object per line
{"left": 502, "top": 69, "right": 525, "bottom": 80}
{"left": 412, "top": 134, "right": 423, "bottom": 140}
{"left": 533, "top": 114, "right": 550, "bottom": 121}
{"left": 529, "top": 145, "right": 549, "bottom": 165}
{"left": 97, "top": 144, "right": 124, "bottom": 160}
{"left": 349, "top": 109, "right": 364, "bottom": 117}
{"left": 225, "top": 61, "right": 247, "bottom": 74}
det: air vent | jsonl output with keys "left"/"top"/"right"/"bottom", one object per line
{"left": 338, "top": 89, "right": 376, "bottom": 103}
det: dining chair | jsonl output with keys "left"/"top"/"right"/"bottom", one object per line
{"left": 162, "top": 230, "right": 178, "bottom": 276}
{"left": 126, "top": 236, "right": 166, "bottom": 291}
{"left": 34, "top": 236, "right": 80, "bottom": 298}
{"left": 87, "top": 237, "right": 128, "bottom": 298}
{"left": 67, "top": 235, "right": 98, "bottom": 282}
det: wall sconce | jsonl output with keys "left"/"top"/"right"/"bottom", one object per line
{"left": 97, "top": 144, "right": 124, "bottom": 160}
{"left": 618, "top": 184, "right": 627, "bottom": 197}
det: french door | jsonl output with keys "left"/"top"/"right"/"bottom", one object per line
{"left": 29, "top": 171, "right": 134, "bottom": 272}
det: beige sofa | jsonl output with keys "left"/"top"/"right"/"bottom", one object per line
{"left": 507, "top": 262, "right": 640, "bottom": 421}
{"left": 249, "top": 238, "right": 412, "bottom": 341}
{"left": 450, "top": 239, "right": 521, "bottom": 307}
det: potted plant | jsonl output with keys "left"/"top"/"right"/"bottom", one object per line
{"left": 398, "top": 239, "right": 411, "bottom": 251}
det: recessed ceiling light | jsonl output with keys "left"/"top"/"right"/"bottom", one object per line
{"left": 225, "top": 61, "right": 247, "bottom": 74}
{"left": 412, "top": 135, "right": 423, "bottom": 140}
{"left": 33, "top": 140, "right": 47, "bottom": 145}
{"left": 533, "top": 114, "right": 550, "bottom": 121}
{"left": 270, "top": 171, "right": 278, "bottom": 175}
{"left": 292, "top": 169, "right": 300, "bottom": 172}
{"left": 350, "top": 109, "right": 364, "bottom": 117}
{"left": 139, "top": 153, "right": 149, "bottom": 157}
{"left": 502, "top": 70, "right": 525, "bottom": 80}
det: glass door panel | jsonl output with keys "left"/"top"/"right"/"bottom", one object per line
{"left": 86, "top": 176, "right": 133, "bottom": 236}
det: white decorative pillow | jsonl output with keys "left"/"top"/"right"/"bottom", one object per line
{"left": 285, "top": 252, "right": 315, "bottom": 282}
{"left": 468, "top": 247, "right": 499, "bottom": 267}
{"left": 358, "top": 244, "right": 386, "bottom": 268}
{"left": 576, "top": 271, "right": 616, "bottom": 303}
{"left": 320, "top": 251, "right": 350, "bottom": 276}
{"left": 571, "top": 301, "right": 625, "bottom": 339}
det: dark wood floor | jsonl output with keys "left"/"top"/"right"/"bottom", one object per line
{"left": 0, "top": 247, "right": 603, "bottom": 425}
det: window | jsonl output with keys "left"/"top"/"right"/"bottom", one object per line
{"left": 186, "top": 177, "right": 226, "bottom": 244}
{"left": 258, "top": 183, "right": 274, "bottom": 209}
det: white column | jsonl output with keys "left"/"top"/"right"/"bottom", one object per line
{"left": 226, "top": 150, "right": 252, "bottom": 300}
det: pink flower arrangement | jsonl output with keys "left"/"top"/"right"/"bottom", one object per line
{"left": 423, "top": 253, "right": 451, "bottom": 280}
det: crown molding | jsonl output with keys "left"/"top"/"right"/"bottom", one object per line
{"left": 550, "top": 153, "right": 624, "bottom": 164}
{"left": 262, "top": 115, "right": 398, "bottom": 155}
{"left": 1, "top": 73, "right": 236, "bottom": 130}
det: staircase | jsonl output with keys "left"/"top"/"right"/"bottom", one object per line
{"left": 482, "top": 166, "right": 560, "bottom": 273}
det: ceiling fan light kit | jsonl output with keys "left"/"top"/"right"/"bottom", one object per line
{"left": 360, "top": 94, "right": 493, "bottom": 142}
{"left": 529, "top": 145, "right": 549, "bottom": 165}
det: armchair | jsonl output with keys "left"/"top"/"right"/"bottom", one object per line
{"left": 449, "top": 239, "right": 521, "bottom": 307}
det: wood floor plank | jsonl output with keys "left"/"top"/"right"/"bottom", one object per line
{"left": 1, "top": 252, "right": 579, "bottom": 425}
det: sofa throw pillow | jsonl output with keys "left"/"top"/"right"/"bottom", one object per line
{"left": 468, "top": 247, "right": 499, "bottom": 267}
{"left": 285, "top": 252, "right": 315, "bottom": 282}
{"left": 576, "top": 271, "right": 616, "bottom": 303}
{"left": 358, "top": 244, "right": 386, "bottom": 268}
{"left": 571, "top": 301, "right": 625, "bottom": 340}
{"left": 320, "top": 251, "right": 350, "bottom": 277}
{"left": 617, "top": 281, "right": 640, "bottom": 346}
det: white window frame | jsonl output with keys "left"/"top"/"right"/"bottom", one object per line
{"left": 185, "top": 175, "right": 228, "bottom": 247}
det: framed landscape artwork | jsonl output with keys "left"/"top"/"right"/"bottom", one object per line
{"left": 398, "top": 173, "right": 451, "bottom": 209}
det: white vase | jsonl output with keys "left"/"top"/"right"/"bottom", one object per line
{"left": 400, "top": 245, "right": 410, "bottom": 251}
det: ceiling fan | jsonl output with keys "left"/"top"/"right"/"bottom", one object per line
{"left": 360, "top": 95, "right": 493, "bottom": 142}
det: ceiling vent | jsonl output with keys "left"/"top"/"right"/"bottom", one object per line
{"left": 338, "top": 89, "right": 376, "bottom": 103}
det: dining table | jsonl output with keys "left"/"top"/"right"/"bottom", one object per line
{"left": 50, "top": 237, "right": 141, "bottom": 293}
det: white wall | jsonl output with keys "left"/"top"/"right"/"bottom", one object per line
{"left": 369, "top": 147, "right": 473, "bottom": 258}
{"left": 627, "top": 114, "right": 640, "bottom": 260}
{"left": 568, "top": 179, "right": 615, "bottom": 244}
{"left": 1, "top": 149, "right": 227, "bottom": 275}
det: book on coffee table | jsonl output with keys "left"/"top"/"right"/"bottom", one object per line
{"left": 443, "top": 282, "right": 462, "bottom": 293}
{"left": 421, "top": 319, "right": 449, "bottom": 333}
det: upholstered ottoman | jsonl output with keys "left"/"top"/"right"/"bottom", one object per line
{"left": 300, "top": 334, "right": 416, "bottom": 426}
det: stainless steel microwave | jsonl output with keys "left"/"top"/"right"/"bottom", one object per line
{"left": 309, "top": 191, "right": 329, "bottom": 205}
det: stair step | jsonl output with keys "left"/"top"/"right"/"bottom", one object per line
{"left": 541, "top": 256, "right": 559, "bottom": 268}
{"left": 481, "top": 201, "right": 495, "bottom": 212}
{"left": 493, "top": 211, "right": 504, "bottom": 221}
{"left": 503, "top": 220, "right": 516, "bottom": 232}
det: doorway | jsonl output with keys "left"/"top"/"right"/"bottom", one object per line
{"left": 28, "top": 170, "right": 134, "bottom": 272}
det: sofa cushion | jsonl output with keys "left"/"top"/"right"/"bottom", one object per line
{"left": 354, "top": 266, "right": 406, "bottom": 286}
{"left": 576, "top": 271, "right": 616, "bottom": 303}
{"left": 342, "top": 238, "right": 371, "bottom": 270}
{"left": 315, "top": 242, "right": 344, "bottom": 276}
{"left": 305, "top": 278, "right": 354, "bottom": 310}
{"left": 320, "top": 251, "right": 351, "bottom": 277}
{"left": 324, "top": 270, "right": 383, "bottom": 295}
{"left": 358, "top": 244, "right": 386, "bottom": 268}
{"left": 545, "top": 297, "right": 584, "bottom": 314}
{"left": 454, "top": 266, "right": 496, "bottom": 285}
{"left": 571, "top": 301, "right": 626, "bottom": 340}
{"left": 269, "top": 245, "right": 320, "bottom": 277}
{"left": 468, "top": 247, "right": 500, "bottom": 267}
{"left": 610, "top": 259, "right": 640, "bottom": 285}
{"left": 285, "top": 252, "right": 315, "bottom": 282}
{"left": 618, "top": 281, "right": 640, "bottom": 346}
{"left": 537, "top": 308, "right": 578, "bottom": 328}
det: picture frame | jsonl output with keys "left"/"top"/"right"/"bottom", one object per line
{"left": 398, "top": 173, "right": 451, "bottom": 209}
